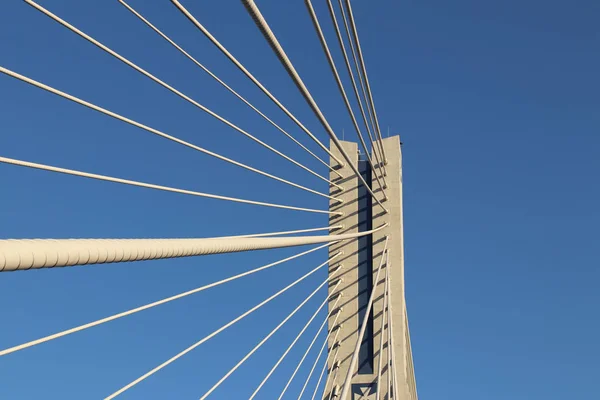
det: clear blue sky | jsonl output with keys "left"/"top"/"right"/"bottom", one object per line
{"left": 1, "top": 0, "right": 599, "bottom": 399}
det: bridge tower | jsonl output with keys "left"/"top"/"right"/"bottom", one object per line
{"left": 327, "top": 136, "right": 417, "bottom": 399}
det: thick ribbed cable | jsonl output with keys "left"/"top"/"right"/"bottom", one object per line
{"left": 327, "top": 0, "right": 387, "bottom": 178}
{"left": 305, "top": 0, "right": 388, "bottom": 197}
{"left": 336, "top": 0, "right": 386, "bottom": 173}
{"left": 0, "top": 67, "right": 340, "bottom": 204}
{"left": 170, "top": 0, "right": 344, "bottom": 170}
{"left": 24, "top": 1, "right": 339, "bottom": 196}
{"left": 276, "top": 305, "right": 342, "bottom": 400}
{"left": 240, "top": 0, "right": 389, "bottom": 214}
{"left": 249, "top": 286, "right": 343, "bottom": 399}
{"left": 339, "top": 239, "right": 389, "bottom": 400}
{"left": 342, "top": 0, "right": 387, "bottom": 164}
{"left": 0, "top": 219, "right": 386, "bottom": 271}
{"left": 0, "top": 243, "right": 332, "bottom": 358}
{"left": 375, "top": 259, "right": 390, "bottom": 400}
{"left": 0, "top": 156, "right": 337, "bottom": 225}
{"left": 200, "top": 276, "right": 342, "bottom": 399}
{"left": 104, "top": 253, "right": 339, "bottom": 400}
{"left": 118, "top": 0, "right": 339, "bottom": 187}
{"left": 299, "top": 326, "right": 341, "bottom": 400}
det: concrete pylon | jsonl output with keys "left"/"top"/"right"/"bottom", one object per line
{"left": 327, "top": 137, "right": 417, "bottom": 400}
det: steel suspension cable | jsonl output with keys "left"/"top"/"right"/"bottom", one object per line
{"left": 240, "top": 0, "right": 389, "bottom": 214}
{"left": 298, "top": 324, "right": 341, "bottom": 400}
{"left": 310, "top": 347, "right": 333, "bottom": 400}
{"left": 305, "top": 0, "right": 388, "bottom": 197}
{"left": 387, "top": 258, "right": 400, "bottom": 398}
{"left": 0, "top": 215, "right": 386, "bottom": 271}
{"left": 0, "top": 243, "right": 332, "bottom": 358}
{"left": 249, "top": 283, "right": 343, "bottom": 399}
{"left": 104, "top": 253, "right": 340, "bottom": 400}
{"left": 170, "top": 0, "right": 345, "bottom": 171}
{"left": 24, "top": 1, "right": 337, "bottom": 193}
{"left": 0, "top": 156, "right": 337, "bottom": 224}
{"left": 326, "top": 0, "right": 387, "bottom": 177}
{"left": 21, "top": 2, "right": 340, "bottom": 201}
{"left": 0, "top": 67, "right": 341, "bottom": 205}
{"left": 375, "top": 256, "right": 390, "bottom": 400}
{"left": 339, "top": 238, "right": 389, "bottom": 400}
{"left": 321, "top": 340, "right": 341, "bottom": 400}
{"left": 335, "top": 0, "right": 386, "bottom": 173}
{"left": 221, "top": 225, "right": 342, "bottom": 239}
{"left": 342, "top": 0, "right": 387, "bottom": 164}
{"left": 276, "top": 303, "right": 342, "bottom": 400}
{"left": 200, "top": 276, "right": 342, "bottom": 399}
{"left": 117, "top": 0, "right": 340, "bottom": 189}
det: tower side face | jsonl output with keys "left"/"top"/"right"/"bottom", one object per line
{"left": 328, "top": 136, "right": 417, "bottom": 400}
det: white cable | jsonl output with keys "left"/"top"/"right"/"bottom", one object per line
{"left": 118, "top": 0, "right": 340, "bottom": 188}
{"left": 221, "top": 225, "right": 343, "bottom": 239}
{"left": 24, "top": 1, "right": 341, "bottom": 198}
{"left": 342, "top": 0, "right": 387, "bottom": 164}
{"left": 297, "top": 324, "right": 341, "bottom": 400}
{"left": 310, "top": 344, "right": 334, "bottom": 400}
{"left": 387, "top": 258, "right": 400, "bottom": 398}
{"left": 170, "top": 0, "right": 345, "bottom": 171}
{"left": 326, "top": 0, "right": 387, "bottom": 178}
{"left": 200, "top": 276, "right": 342, "bottom": 399}
{"left": 322, "top": 344, "right": 341, "bottom": 400}
{"left": 305, "top": 0, "right": 388, "bottom": 196}
{"left": 0, "top": 214, "right": 385, "bottom": 272}
{"left": 249, "top": 285, "right": 343, "bottom": 399}
{"left": 339, "top": 238, "right": 389, "bottom": 400}
{"left": 335, "top": 0, "right": 386, "bottom": 173}
{"left": 0, "top": 66, "right": 340, "bottom": 204}
{"left": 276, "top": 304, "right": 341, "bottom": 400}
{"left": 103, "top": 253, "right": 340, "bottom": 400}
{"left": 240, "top": 0, "right": 389, "bottom": 214}
{"left": 375, "top": 258, "right": 389, "bottom": 400}
{"left": 0, "top": 243, "right": 332, "bottom": 358}
{"left": 0, "top": 156, "right": 337, "bottom": 226}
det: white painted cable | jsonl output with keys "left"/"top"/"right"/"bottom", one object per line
{"left": 322, "top": 344, "right": 341, "bottom": 400}
{"left": 342, "top": 0, "right": 387, "bottom": 164}
{"left": 0, "top": 243, "right": 333, "bottom": 358}
{"left": 103, "top": 253, "right": 340, "bottom": 400}
{"left": 0, "top": 65, "right": 339, "bottom": 204}
{"left": 305, "top": 0, "right": 388, "bottom": 196}
{"left": 118, "top": 0, "right": 340, "bottom": 188}
{"left": 310, "top": 343, "right": 336, "bottom": 400}
{"left": 339, "top": 239, "right": 389, "bottom": 400}
{"left": 221, "top": 225, "right": 343, "bottom": 239}
{"left": 240, "top": 0, "right": 389, "bottom": 214}
{"left": 24, "top": 0, "right": 341, "bottom": 198}
{"left": 326, "top": 0, "right": 387, "bottom": 178}
{"left": 387, "top": 258, "right": 400, "bottom": 398}
{"left": 0, "top": 156, "right": 338, "bottom": 227}
{"left": 375, "top": 259, "right": 390, "bottom": 400}
{"left": 297, "top": 324, "right": 341, "bottom": 400}
{"left": 200, "top": 276, "right": 342, "bottom": 399}
{"left": 0, "top": 212, "right": 385, "bottom": 271}
{"left": 276, "top": 304, "right": 342, "bottom": 400}
{"left": 249, "top": 284, "right": 343, "bottom": 399}
{"left": 335, "top": 0, "right": 386, "bottom": 173}
{"left": 170, "top": 0, "right": 345, "bottom": 171}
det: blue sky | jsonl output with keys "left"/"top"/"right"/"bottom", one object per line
{"left": 1, "top": 0, "right": 599, "bottom": 399}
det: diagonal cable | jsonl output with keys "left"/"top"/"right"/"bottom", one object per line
{"left": 103, "top": 252, "right": 341, "bottom": 399}
{"left": 118, "top": 0, "right": 340, "bottom": 188}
